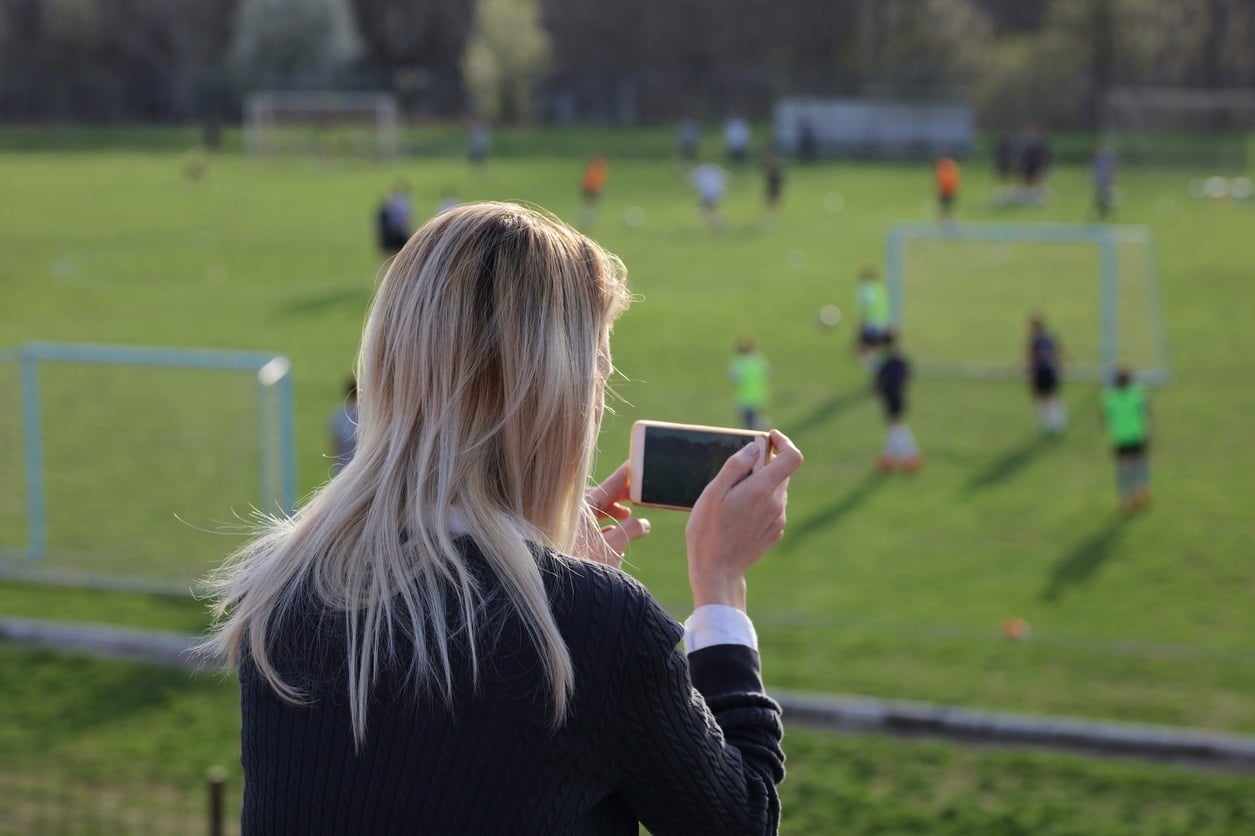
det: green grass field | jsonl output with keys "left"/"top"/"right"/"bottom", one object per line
{"left": 2, "top": 130, "right": 1254, "bottom": 832}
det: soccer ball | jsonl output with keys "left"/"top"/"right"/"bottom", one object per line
{"left": 818, "top": 305, "right": 842, "bottom": 328}
{"left": 1204, "top": 176, "right": 1228, "bottom": 200}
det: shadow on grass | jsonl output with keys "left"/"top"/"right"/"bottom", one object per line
{"left": 962, "top": 434, "right": 1056, "bottom": 496}
{"left": 785, "top": 471, "right": 887, "bottom": 548}
{"left": 787, "top": 388, "right": 871, "bottom": 438}
{"left": 1041, "top": 516, "right": 1129, "bottom": 602}
{"left": 279, "top": 286, "right": 371, "bottom": 316}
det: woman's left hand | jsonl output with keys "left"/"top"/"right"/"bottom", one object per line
{"left": 574, "top": 462, "right": 651, "bottom": 568}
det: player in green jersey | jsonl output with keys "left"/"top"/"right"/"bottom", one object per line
{"left": 729, "top": 336, "right": 771, "bottom": 430}
{"left": 855, "top": 266, "right": 891, "bottom": 371}
{"left": 1101, "top": 366, "right": 1152, "bottom": 514}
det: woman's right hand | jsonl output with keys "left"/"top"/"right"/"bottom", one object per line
{"left": 685, "top": 429, "right": 803, "bottom": 611}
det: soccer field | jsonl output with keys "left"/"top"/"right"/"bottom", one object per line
{"left": 2, "top": 133, "right": 1254, "bottom": 741}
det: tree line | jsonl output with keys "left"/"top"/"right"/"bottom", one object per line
{"left": 1, "top": 0, "right": 1252, "bottom": 128}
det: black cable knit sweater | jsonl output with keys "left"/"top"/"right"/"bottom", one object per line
{"left": 239, "top": 543, "right": 784, "bottom": 835}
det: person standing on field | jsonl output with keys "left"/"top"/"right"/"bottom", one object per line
{"left": 1092, "top": 143, "right": 1117, "bottom": 221}
{"left": 875, "top": 331, "right": 922, "bottom": 472}
{"left": 762, "top": 150, "right": 785, "bottom": 223}
{"left": 578, "top": 153, "right": 609, "bottom": 229}
{"left": 1027, "top": 312, "right": 1067, "bottom": 435}
{"left": 855, "top": 267, "right": 892, "bottom": 371}
{"left": 935, "top": 156, "right": 960, "bottom": 226}
{"left": 328, "top": 376, "right": 359, "bottom": 474}
{"left": 688, "top": 158, "right": 731, "bottom": 230}
{"left": 1102, "top": 366, "right": 1152, "bottom": 514}
{"left": 729, "top": 336, "right": 771, "bottom": 430}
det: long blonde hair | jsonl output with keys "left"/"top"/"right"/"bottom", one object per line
{"left": 203, "top": 202, "right": 631, "bottom": 746}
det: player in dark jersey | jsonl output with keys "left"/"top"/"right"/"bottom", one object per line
{"left": 874, "top": 331, "right": 922, "bottom": 472}
{"left": 762, "top": 150, "right": 784, "bottom": 223}
{"left": 1027, "top": 312, "right": 1066, "bottom": 434}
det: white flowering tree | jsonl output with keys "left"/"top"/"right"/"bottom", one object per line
{"left": 461, "top": 0, "right": 551, "bottom": 123}
{"left": 233, "top": 0, "right": 362, "bottom": 86}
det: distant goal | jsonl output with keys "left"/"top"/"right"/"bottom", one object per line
{"left": 1105, "top": 86, "right": 1255, "bottom": 171}
{"left": 885, "top": 223, "right": 1169, "bottom": 385}
{"left": 243, "top": 91, "right": 400, "bottom": 158}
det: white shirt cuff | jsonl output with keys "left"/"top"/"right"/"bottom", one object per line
{"left": 683, "top": 605, "right": 758, "bottom": 654}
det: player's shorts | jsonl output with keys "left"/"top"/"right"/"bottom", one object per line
{"left": 583, "top": 187, "right": 601, "bottom": 203}
{"left": 383, "top": 229, "right": 408, "bottom": 255}
{"left": 1031, "top": 365, "right": 1059, "bottom": 396}
{"left": 881, "top": 391, "right": 905, "bottom": 420}
{"left": 766, "top": 175, "right": 783, "bottom": 202}
{"left": 859, "top": 325, "right": 890, "bottom": 348}
{"left": 938, "top": 192, "right": 956, "bottom": 211}
{"left": 1113, "top": 441, "right": 1147, "bottom": 457}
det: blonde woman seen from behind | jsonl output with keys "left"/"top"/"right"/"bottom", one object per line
{"left": 203, "top": 202, "right": 803, "bottom": 835}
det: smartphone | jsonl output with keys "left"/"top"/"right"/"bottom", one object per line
{"left": 628, "top": 420, "right": 769, "bottom": 510}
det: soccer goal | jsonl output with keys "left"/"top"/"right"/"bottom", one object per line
{"left": 884, "top": 223, "right": 1169, "bottom": 385}
{"left": 0, "top": 343, "right": 297, "bottom": 594}
{"left": 243, "top": 91, "right": 400, "bottom": 157}
{"left": 1105, "top": 86, "right": 1255, "bottom": 170}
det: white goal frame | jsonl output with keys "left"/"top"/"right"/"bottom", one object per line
{"left": 885, "top": 222, "right": 1170, "bottom": 385}
{"left": 243, "top": 91, "right": 400, "bottom": 157}
{"left": 1105, "top": 86, "right": 1255, "bottom": 170}
{"left": 7, "top": 342, "right": 297, "bottom": 570}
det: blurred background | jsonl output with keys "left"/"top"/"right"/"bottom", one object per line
{"left": 2, "top": 1, "right": 1255, "bottom": 833}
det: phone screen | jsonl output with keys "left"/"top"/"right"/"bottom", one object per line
{"left": 639, "top": 425, "right": 759, "bottom": 509}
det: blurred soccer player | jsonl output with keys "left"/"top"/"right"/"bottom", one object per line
{"left": 935, "top": 156, "right": 960, "bottom": 227}
{"left": 762, "top": 150, "right": 785, "bottom": 224}
{"left": 328, "top": 376, "right": 359, "bottom": 474}
{"left": 728, "top": 336, "right": 771, "bottom": 430}
{"left": 1027, "top": 312, "right": 1067, "bottom": 434}
{"left": 688, "top": 158, "right": 730, "bottom": 230}
{"left": 1092, "top": 142, "right": 1117, "bottom": 220}
{"left": 724, "top": 114, "right": 750, "bottom": 164}
{"left": 1102, "top": 367, "right": 1152, "bottom": 514}
{"left": 855, "top": 266, "right": 891, "bottom": 370}
{"left": 467, "top": 116, "right": 491, "bottom": 175}
{"left": 875, "top": 331, "right": 922, "bottom": 472}
{"left": 677, "top": 117, "right": 700, "bottom": 162}
{"left": 578, "top": 153, "right": 609, "bottom": 229}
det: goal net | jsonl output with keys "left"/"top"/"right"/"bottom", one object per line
{"left": 243, "top": 91, "right": 400, "bottom": 158}
{"left": 0, "top": 343, "right": 296, "bottom": 593}
{"left": 885, "top": 223, "right": 1169, "bottom": 385}
{"left": 1105, "top": 86, "right": 1255, "bottom": 171}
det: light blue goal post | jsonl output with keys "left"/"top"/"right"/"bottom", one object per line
{"left": 884, "top": 222, "right": 1169, "bottom": 385}
{"left": 1, "top": 342, "right": 297, "bottom": 591}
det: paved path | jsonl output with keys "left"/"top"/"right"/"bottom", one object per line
{"left": 5, "top": 616, "right": 1255, "bottom": 771}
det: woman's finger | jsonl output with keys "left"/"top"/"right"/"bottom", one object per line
{"left": 600, "top": 516, "right": 651, "bottom": 556}
{"left": 587, "top": 461, "right": 631, "bottom": 513}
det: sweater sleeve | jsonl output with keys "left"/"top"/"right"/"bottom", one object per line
{"left": 616, "top": 595, "right": 784, "bottom": 836}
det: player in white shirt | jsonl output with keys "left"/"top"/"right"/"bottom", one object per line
{"left": 688, "top": 161, "right": 731, "bottom": 230}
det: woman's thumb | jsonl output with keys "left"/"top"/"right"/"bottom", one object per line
{"left": 711, "top": 441, "right": 762, "bottom": 491}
